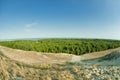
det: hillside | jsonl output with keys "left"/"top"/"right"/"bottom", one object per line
{"left": 0, "top": 46, "right": 120, "bottom": 80}
{"left": 0, "top": 46, "right": 120, "bottom": 64}
{"left": 0, "top": 46, "right": 81, "bottom": 64}
{"left": 82, "top": 51, "right": 120, "bottom": 65}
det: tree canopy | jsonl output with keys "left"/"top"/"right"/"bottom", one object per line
{"left": 0, "top": 39, "right": 120, "bottom": 55}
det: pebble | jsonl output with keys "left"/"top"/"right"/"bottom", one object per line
{"left": 79, "top": 65, "right": 120, "bottom": 80}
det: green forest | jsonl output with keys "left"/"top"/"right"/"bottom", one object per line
{"left": 0, "top": 39, "right": 120, "bottom": 55}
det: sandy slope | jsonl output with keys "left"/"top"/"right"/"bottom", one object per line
{"left": 0, "top": 46, "right": 120, "bottom": 80}
{"left": 81, "top": 47, "right": 120, "bottom": 60}
{"left": 84, "top": 50, "right": 120, "bottom": 66}
{"left": 0, "top": 46, "right": 120, "bottom": 64}
{"left": 0, "top": 46, "right": 77, "bottom": 64}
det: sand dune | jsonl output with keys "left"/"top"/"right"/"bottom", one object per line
{"left": 0, "top": 46, "right": 120, "bottom": 64}
{"left": 0, "top": 46, "right": 78, "bottom": 64}
{"left": 0, "top": 46, "right": 120, "bottom": 80}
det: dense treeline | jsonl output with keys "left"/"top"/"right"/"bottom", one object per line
{"left": 0, "top": 39, "right": 120, "bottom": 55}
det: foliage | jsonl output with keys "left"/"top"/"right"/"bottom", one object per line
{"left": 0, "top": 39, "right": 120, "bottom": 55}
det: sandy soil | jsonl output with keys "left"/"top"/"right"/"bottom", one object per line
{"left": 81, "top": 47, "right": 120, "bottom": 60}
{"left": 0, "top": 46, "right": 73, "bottom": 64}
{"left": 0, "top": 46, "right": 120, "bottom": 80}
{"left": 0, "top": 46, "right": 120, "bottom": 64}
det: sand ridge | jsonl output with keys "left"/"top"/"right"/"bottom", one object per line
{"left": 0, "top": 46, "right": 120, "bottom": 64}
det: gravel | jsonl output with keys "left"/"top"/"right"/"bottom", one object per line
{"left": 78, "top": 65, "right": 120, "bottom": 80}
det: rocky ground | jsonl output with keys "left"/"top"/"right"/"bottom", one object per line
{"left": 76, "top": 65, "right": 120, "bottom": 80}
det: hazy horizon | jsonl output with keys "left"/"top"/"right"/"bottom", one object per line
{"left": 1, "top": 0, "right": 120, "bottom": 40}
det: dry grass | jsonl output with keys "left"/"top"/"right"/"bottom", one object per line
{"left": 0, "top": 51, "right": 78, "bottom": 80}
{"left": 0, "top": 46, "right": 120, "bottom": 80}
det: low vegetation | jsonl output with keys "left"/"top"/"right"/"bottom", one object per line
{"left": 0, "top": 40, "right": 120, "bottom": 80}
{"left": 0, "top": 39, "right": 120, "bottom": 55}
{"left": 1, "top": 51, "right": 120, "bottom": 80}
{"left": 102, "top": 50, "right": 120, "bottom": 60}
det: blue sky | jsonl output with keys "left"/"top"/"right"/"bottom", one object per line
{"left": 0, "top": 0, "right": 120, "bottom": 40}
